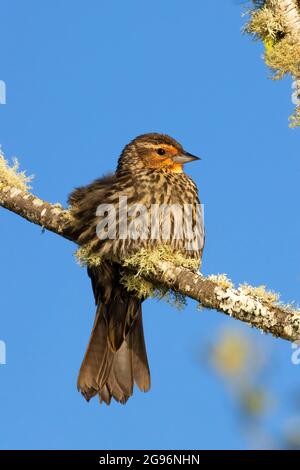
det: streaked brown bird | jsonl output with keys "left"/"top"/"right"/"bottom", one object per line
{"left": 68, "top": 133, "right": 204, "bottom": 404}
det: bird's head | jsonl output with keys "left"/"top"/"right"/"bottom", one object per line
{"left": 117, "top": 133, "right": 200, "bottom": 175}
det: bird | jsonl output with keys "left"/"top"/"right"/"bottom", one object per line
{"left": 68, "top": 133, "right": 204, "bottom": 404}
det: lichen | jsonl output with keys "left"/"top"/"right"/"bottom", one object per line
{"left": 120, "top": 245, "right": 199, "bottom": 308}
{"left": 289, "top": 105, "right": 300, "bottom": 127}
{"left": 244, "top": 0, "right": 300, "bottom": 80}
{"left": 75, "top": 244, "right": 198, "bottom": 309}
{"left": 208, "top": 273, "right": 234, "bottom": 289}
{"left": 75, "top": 243, "right": 103, "bottom": 267}
{"left": 215, "top": 286, "right": 270, "bottom": 319}
{"left": 122, "top": 245, "right": 200, "bottom": 276}
{"left": 120, "top": 269, "right": 187, "bottom": 309}
{"left": 212, "top": 277, "right": 300, "bottom": 337}
{"left": 244, "top": 1, "right": 300, "bottom": 127}
{"left": 244, "top": 3, "right": 285, "bottom": 42}
{"left": 239, "top": 283, "right": 279, "bottom": 304}
{"left": 215, "top": 281, "right": 281, "bottom": 318}
{"left": 239, "top": 284, "right": 300, "bottom": 316}
{"left": 0, "top": 148, "right": 33, "bottom": 191}
{"left": 283, "top": 312, "right": 300, "bottom": 337}
{"left": 120, "top": 272, "right": 155, "bottom": 299}
{"left": 75, "top": 241, "right": 300, "bottom": 322}
{"left": 265, "top": 36, "right": 300, "bottom": 79}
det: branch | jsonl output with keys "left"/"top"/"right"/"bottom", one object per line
{"left": 278, "top": 0, "right": 300, "bottom": 39}
{"left": 1, "top": 175, "right": 300, "bottom": 344}
{"left": 0, "top": 183, "right": 73, "bottom": 239}
{"left": 244, "top": 0, "right": 300, "bottom": 126}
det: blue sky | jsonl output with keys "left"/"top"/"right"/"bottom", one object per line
{"left": 0, "top": 0, "right": 300, "bottom": 450}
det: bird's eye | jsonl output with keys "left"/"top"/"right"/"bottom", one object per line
{"left": 156, "top": 148, "right": 166, "bottom": 156}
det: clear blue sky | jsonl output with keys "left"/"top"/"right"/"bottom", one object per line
{"left": 0, "top": 0, "right": 300, "bottom": 450}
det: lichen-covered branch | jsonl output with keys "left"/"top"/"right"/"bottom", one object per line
{"left": 0, "top": 183, "right": 73, "bottom": 239}
{"left": 146, "top": 261, "right": 300, "bottom": 342}
{"left": 278, "top": 0, "right": 300, "bottom": 39}
{"left": 0, "top": 149, "right": 74, "bottom": 239}
{"left": 244, "top": 0, "right": 300, "bottom": 126}
{"left": 1, "top": 152, "right": 300, "bottom": 343}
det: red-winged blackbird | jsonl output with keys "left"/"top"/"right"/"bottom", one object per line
{"left": 68, "top": 133, "right": 204, "bottom": 404}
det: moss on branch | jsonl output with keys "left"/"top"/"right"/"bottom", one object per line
{"left": 0, "top": 149, "right": 33, "bottom": 191}
{"left": 244, "top": 0, "right": 300, "bottom": 126}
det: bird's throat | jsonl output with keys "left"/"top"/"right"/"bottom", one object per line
{"left": 167, "top": 162, "right": 183, "bottom": 173}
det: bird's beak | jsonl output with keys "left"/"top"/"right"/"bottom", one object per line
{"left": 172, "top": 152, "right": 201, "bottom": 164}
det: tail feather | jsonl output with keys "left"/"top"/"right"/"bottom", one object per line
{"left": 77, "top": 299, "right": 150, "bottom": 404}
{"left": 131, "top": 310, "right": 151, "bottom": 392}
{"left": 100, "top": 339, "right": 134, "bottom": 404}
{"left": 77, "top": 307, "right": 109, "bottom": 401}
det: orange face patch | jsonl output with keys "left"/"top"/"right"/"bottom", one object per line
{"left": 144, "top": 144, "right": 183, "bottom": 172}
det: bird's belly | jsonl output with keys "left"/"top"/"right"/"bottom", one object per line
{"left": 96, "top": 194, "right": 204, "bottom": 263}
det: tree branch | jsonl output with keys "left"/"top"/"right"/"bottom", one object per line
{"left": 244, "top": 0, "right": 300, "bottom": 126}
{"left": 278, "top": 0, "right": 300, "bottom": 39}
{"left": 0, "top": 183, "right": 73, "bottom": 239}
{"left": 1, "top": 178, "right": 300, "bottom": 344}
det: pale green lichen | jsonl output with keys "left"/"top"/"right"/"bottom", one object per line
{"left": 244, "top": 3, "right": 285, "bottom": 42}
{"left": 244, "top": 1, "right": 300, "bottom": 127}
{"left": 75, "top": 244, "right": 198, "bottom": 309}
{"left": 122, "top": 245, "right": 200, "bottom": 275}
{"left": 120, "top": 270, "right": 187, "bottom": 309}
{"left": 121, "top": 245, "right": 199, "bottom": 308}
{"left": 0, "top": 149, "right": 33, "bottom": 191}
{"left": 75, "top": 243, "right": 103, "bottom": 267}
{"left": 120, "top": 272, "right": 155, "bottom": 299}
{"left": 265, "top": 36, "right": 300, "bottom": 79}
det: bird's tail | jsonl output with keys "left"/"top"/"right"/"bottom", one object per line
{"left": 77, "top": 295, "right": 150, "bottom": 404}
